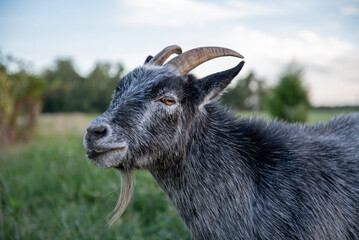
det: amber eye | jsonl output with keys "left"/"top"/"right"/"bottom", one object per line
{"left": 161, "top": 97, "right": 176, "bottom": 106}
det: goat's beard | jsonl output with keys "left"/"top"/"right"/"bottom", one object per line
{"left": 109, "top": 169, "right": 134, "bottom": 226}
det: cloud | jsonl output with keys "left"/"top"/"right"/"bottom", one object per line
{"left": 116, "top": 4, "right": 359, "bottom": 106}
{"left": 214, "top": 27, "right": 359, "bottom": 106}
{"left": 341, "top": 5, "right": 359, "bottom": 15}
{"left": 118, "top": 0, "right": 283, "bottom": 27}
{"left": 118, "top": 0, "right": 236, "bottom": 27}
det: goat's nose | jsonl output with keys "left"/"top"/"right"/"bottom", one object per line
{"left": 86, "top": 124, "right": 109, "bottom": 142}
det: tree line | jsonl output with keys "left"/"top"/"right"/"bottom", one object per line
{"left": 222, "top": 64, "right": 311, "bottom": 123}
{"left": 42, "top": 59, "right": 123, "bottom": 112}
{"left": 0, "top": 54, "right": 123, "bottom": 144}
{"left": 0, "top": 53, "right": 310, "bottom": 145}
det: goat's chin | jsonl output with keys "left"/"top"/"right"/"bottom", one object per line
{"left": 87, "top": 150, "right": 126, "bottom": 169}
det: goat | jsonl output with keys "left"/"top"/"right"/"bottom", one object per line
{"left": 83, "top": 45, "right": 359, "bottom": 240}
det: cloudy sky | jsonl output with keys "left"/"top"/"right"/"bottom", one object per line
{"left": 1, "top": 0, "right": 359, "bottom": 106}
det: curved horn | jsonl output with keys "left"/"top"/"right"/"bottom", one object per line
{"left": 166, "top": 47, "right": 244, "bottom": 75}
{"left": 148, "top": 45, "right": 182, "bottom": 65}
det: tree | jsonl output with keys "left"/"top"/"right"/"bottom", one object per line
{"left": 0, "top": 53, "right": 124, "bottom": 145}
{"left": 83, "top": 62, "right": 124, "bottom": 112}
{"left": 265, "top": 64, "right": 310, "bottom": 122}
{"left": 42, "top": 60, "right": 124, "bottom": 113}
{"left": 0, "top": 54, "right": 54, "bottom": 144}
{"left": 221, "top": 71, "right": 266, "bottom": 111}
{"left": 42, "top": 59, "right": 84, "bottom": 112}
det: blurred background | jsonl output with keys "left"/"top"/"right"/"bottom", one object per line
{"left": 0, "top": 0, "right": 358, "bottom": 239}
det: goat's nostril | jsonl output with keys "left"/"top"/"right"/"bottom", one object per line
{"left": 87, "top": 124, "right": 109, "bottom": 141}
{"left": 94, "top": 126, "right": 106, "bottom": 135}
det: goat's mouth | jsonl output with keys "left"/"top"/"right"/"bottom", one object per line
{"left": 86, "top": 146, "right": 126, "bottom": 160}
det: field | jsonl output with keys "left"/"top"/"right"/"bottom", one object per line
{"left": 0, "top": 113, "right": 189, "bottom": 240}
{"left": 0, "top": 109, "right": 357, "bottom": 240}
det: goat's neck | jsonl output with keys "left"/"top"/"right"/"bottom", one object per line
{"left": 150, "top": 103, "right": 255, "bottom": 239}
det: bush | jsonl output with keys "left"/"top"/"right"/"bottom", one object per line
{"left": 221, "top": 71, "right": 266, "bottom": 111}
{"left": 0, "top": 55, "right": 49, "bottom": 144}
{"left": 265, "top": 64, "right": 310, "bottom": 122}
{"left": 42, "top": 60, "right": 123, "bottom": 113}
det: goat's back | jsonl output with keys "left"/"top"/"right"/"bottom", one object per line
{"left": 153, "top": 109, "right": 359, "bottom": 240}
{"left": 248, "top": 113, "right": 359, "bottom": 240}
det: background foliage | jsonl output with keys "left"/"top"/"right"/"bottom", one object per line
{"left": 0, "top": 55, "right": 52, "bottom": 144}
{"left": 42, "top": 59, "right": 123, "bottom": 113}
{"left": 0, "top": 55, "right": 123, "bottom": 145}
{"left": 221, "top": 71, "right": 266, "bottom": 111}
{"left": 265, "top": 64, "right": 310, "bottom": 122}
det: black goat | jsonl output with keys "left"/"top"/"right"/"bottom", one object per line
{"left": 83, "top": 45, "right": 359, "bottom": 239}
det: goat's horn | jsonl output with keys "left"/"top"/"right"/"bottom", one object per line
{"left": 149, "top": 45, "right": 183, "bottom": 65}
{"left": 166, "top": 47, "right": 244, "bottom": 75}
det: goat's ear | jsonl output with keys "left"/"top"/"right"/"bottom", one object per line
{"left": 197, "top": 61, "right": 245, "bottom": 102}
{"left": 144, "top": 55, "right": 153, "bottom": 64}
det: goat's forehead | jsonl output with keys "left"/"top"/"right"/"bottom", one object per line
{"left": 125, "top": 66, "right": 179, "bottom": 84}
{"left": 118, "top": 65, "right": 183, "bottom": 93}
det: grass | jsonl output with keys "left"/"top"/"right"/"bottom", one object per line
{"left": 0, "top": 113, "right": 189, "bottom": 240}
{"left": 307, "top": 108, "right": 359, "bottom": 123}
{"left": 0, "top": 109, "right": 357, "bottom": 239}
{"left": 237, "top": 108, "right": 358, "bottom": 123}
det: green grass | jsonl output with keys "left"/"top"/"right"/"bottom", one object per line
{"left": 307, "top": 108, "right": 358, "bottom": 123}
{"left": 0, "top": 114, "right": 189, "bottom": 240}
{"left": 0, "top": 109, "right": 357, "bottom": 239}
{"left": 238, "top": 108, "right": 358, "bottom": 123}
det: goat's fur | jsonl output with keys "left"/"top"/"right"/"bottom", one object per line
{"left": 84, "top": 49, "right": 359, "bottom": 239}
{"left": 152, "top": 106, "right": 359, "bottom": 239}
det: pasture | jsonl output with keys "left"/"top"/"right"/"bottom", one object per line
{"left": 0, "top": 109, "right": 357, "bottom": 240}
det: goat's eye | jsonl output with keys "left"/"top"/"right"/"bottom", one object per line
{"left": 161, "top": 97, "right": 176, "bottom": 106}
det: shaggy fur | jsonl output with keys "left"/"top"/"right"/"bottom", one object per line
{"left": 83, "top": 52, "right": 359, "bottom": 239}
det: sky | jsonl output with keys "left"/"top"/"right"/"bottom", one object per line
{"left": 1, "top": 0, "right": 359, "bottom": 106}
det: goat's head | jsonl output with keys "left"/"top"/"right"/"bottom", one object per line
{"left": 83, "top": 45, "right": 244, "bottom": 223}
{"left": 83, "top": 45, "right": 244, "bottom": 170}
